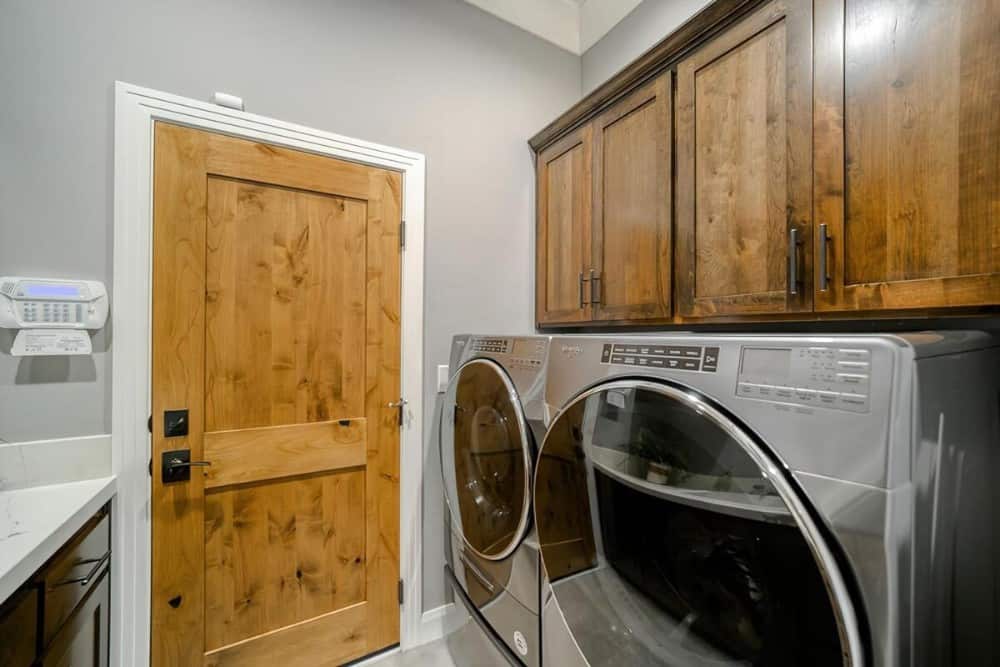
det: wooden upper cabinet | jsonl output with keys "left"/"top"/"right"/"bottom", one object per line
{"left": 675, "top": 0, "right": 813, "bottom": 317}
{"left": 536, "top": 124, "right": 592, "bottom": 325}
{"left": 591, "top": 72, "right": 672, "bottom": 322}
{"left": 815, "top": 0, "right": 1000, "bottom": 311}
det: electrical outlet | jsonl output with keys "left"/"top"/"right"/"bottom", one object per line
{"left": 437, "top": 364, "right": 450, "bottom": 393}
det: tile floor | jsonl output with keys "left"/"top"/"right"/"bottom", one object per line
{"left": 359, "top": 639, "right": 457, "bottom": 667}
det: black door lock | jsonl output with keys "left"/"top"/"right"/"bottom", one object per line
{"left": 161, "top": 449, "right": 211, "bottom": 483}
{"left": 164, "top": 409, "right": 189, "bottom": 437}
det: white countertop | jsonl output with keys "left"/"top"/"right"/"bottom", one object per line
{"left": 0, "top": 476, "right": 116, "bottom": 604}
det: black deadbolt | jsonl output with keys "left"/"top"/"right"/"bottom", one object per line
{"left": 164, "top": 409, "right": 189, "bottom": 437}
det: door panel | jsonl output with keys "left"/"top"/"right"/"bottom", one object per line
{"left": 676, "top": 0, "right": 813, "bottom": 317}
{"left": 815, "top": 0, "right": 1000, "bottom": 310}
{"left": 592, "top": 73, "right": 672, "bottom": 322}
{"left": 536, "top": 125, "right": 592, "bottom": 325}
{"left": 204, "top": 176, "right": 366, "bottom": 429}
{"left": 152, "top": 123, "right": 401, "bottom": 666}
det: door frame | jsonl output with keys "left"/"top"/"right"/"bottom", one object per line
{"left": 111, "top": 82, "right": 426, "bottom": 667}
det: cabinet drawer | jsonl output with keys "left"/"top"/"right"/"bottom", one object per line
{"left": 41, "top": 570, "right": 110, "bottom": 667}
{"left": 39, "top": 508, "right": 110, "bottom": 647}
{"left": 0, "top": 586, "right": 39, "bottom": 667}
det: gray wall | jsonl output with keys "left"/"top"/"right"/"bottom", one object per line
{"left": 581, "top": 0, "right": 712, "bottom": 93}
{"left": 0, "top": 0, "right": 579, "bottom": 610}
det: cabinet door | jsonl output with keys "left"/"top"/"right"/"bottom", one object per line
{"left": 536, "top": 124, "right": 592, "bottom": 325}
{"left": 675, "top": 0, "right": 813, "bottom": 317}
{"left": 42, "top": 572, "right": 110, "bottom": 667}
{"left": 814, "top": 0, "right": 1000, "bottom": 311}
{"left": 592, "top": 73, "right": 672, "bottom": 322}
{"left": 0, "top": 587, "right": 38, "bottom": 667}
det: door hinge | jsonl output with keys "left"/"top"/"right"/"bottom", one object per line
{"left": 148, "top": 458, "right": 152, "bottom": 477}
{"left": 387, "top": 398, "right": 408, "bottom": 427}
{"left": 398, "top": 579, "right": 404, "bottom": 605}
{"left": 400, "top": 219, "right": 406, "bottom": 250}
{"left": 148, "top": 415, "right": 153, "bottom": 434}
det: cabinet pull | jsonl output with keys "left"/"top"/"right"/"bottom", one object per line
{"left": 590, "top": 269, "right": 601, "bottom": 306}
{"left": 578, "top": 272, "right": 590, "bottom": 308}
{"left": 787, "top": 227, "right": 801, "bottom": 296}
{"left": 819, "top": 223, "right": 831, "bottom": 291}
{"left": 48, "top": 549, "right": 111, "bottom": 590}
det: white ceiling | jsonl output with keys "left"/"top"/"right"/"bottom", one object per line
{"left": 462, "top": 0, "right": 644, "bottom": 55}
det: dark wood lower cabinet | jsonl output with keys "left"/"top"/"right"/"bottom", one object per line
{"left": 0, "top": 587, "right": 38, "bottom": 667}
{"left": 0, "top": 506, "right": 111, "bottom": 667}
{"left": 41, "top": 572, "right": 110, "bottom": 667}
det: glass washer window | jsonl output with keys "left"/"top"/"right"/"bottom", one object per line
{"left": 533, "top": 380, "right": 863, "bottom": 666}
{"left": 441, "top": 359, "right": 532, "bottom": 561}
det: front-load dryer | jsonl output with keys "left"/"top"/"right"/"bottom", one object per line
{"left": 534, "top": 332, "right": 1000, "bottom": 666}
{"left": 441, "top": 335, "right": 550, "bottom": 667}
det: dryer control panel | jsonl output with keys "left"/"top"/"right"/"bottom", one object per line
{"left": 736, "top": 345, "right": 871, "bottom": 413}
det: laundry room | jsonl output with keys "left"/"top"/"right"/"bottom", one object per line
{"left": 0, "top": 1, "right": 997, "bottom": 665}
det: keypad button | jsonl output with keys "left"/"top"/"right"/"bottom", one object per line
{"left": 837, "top": 392, "right": 869, "bottom": 413}
{"left": 737, "top": 382, "right": 759, "bottom": 398}
{"left": 838, "top": 348, "right": 870, "bottom": 361}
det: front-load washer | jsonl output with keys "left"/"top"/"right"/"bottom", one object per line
{"left": 441, "top": 335, "right": 550, "bottom": 667}
{"left": 534, "top": 332, "right": 1000, "bottom": 666}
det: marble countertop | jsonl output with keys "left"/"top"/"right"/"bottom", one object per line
{"left": 0, "top": 476, "right": 116, "bottom": 604}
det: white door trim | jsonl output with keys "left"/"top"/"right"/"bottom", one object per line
{"left": 112, "top": 81, "right": 426, "bottom": 667}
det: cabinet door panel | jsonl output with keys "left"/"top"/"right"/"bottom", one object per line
{"left": 676, "top": 0, "right": 812, "bottom": 317}
{"left": 815, "top": 0, "right": 1000, "bottom": 310}
{"left": 592, "top": 73, "right": 672, "bottom": 322}
{"left": 536, "top": 125, "right": 592, "bottom": 325}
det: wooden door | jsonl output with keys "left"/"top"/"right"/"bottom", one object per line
{"left": 814, "top": 0, "right": 1000, "bottom": 311}
{"left": 675, "top": 0, "right": 813, "bottom": 317}
{"left": 536, "top": 124, "right": 592, "bottom": 325}
{"left": 591, "top": 72, "right": 672, "bottom": 322}
{"left": 151, "top": 123, "right": 401, "bottom": 667}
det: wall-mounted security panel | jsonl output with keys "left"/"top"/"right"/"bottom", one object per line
{"left": 1, "top": 277, "right": 109, "bottom": 356}
{"left": 0, "top": 277, "right": 109, "bottom": 330}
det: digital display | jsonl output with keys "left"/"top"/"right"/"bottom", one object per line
{"left": 21, "top": 283, "right": 82, "bottom": 299}
{"left": 740, "top": 348, "right": 791, "bottom": 381}
{"left": 511, "top": 339, "right": 536, "bottom": 359}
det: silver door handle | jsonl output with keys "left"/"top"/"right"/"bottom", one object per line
{"left": 819, "top": 223, "right": 831, "bottom": 291}
{"left": 787, "top": 227, "right": 801, "bottom": 296}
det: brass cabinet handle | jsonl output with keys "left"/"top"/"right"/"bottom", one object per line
{"left": 787, "top": 227, "right": 801, "bottom": 296}
{"left": 48, "top": 550, "right": 111, "bottom": 590}
{"left": 819, "top": 223, "right": 831, "bottom": 292}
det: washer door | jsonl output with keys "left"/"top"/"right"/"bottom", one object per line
{"left": 534, "top": 380, "right": 864, "bottom": 666}
{"left": 441, "top": 359, "right": 532, "bottom": 561}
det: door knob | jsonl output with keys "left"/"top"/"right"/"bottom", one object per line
{"left": 162, "top": 449, "right": 211, "bottom": 483}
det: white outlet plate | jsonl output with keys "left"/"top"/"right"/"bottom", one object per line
{"left": 437, "top": 364, "right": 450, "bottom": 393}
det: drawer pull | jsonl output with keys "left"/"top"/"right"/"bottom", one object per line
{"left": 48, "top": 550, "right": 110, "bottom": 590}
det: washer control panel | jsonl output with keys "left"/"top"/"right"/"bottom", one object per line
{"left": 468, "top": 336, "right": 546, "bottom": 370}
{"left": 600, "top": 343, "right": 719, "bottom": 373}
{"left": 736, "top": 345, "right": 871, "bottom": 413}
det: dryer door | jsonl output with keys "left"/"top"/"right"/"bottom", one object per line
{"left": 534, "top": 379, "right": 865, "bottom": 667}
{"left": 442, "top": 359, "right": 533, "bottom": 561}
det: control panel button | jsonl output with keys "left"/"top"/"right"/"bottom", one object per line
{"left": 774, "top": 387, "right": 794, "bottom": 400}
{"left": 793, "top": 388, "right": 817, "bottom": 403}
{"left": 837, "top": 360, "right": 870, "bottom": 371}
{"left": 737, "top": 382, "right": 759, "bottom": 398}
{"left": 837, "top": 392, "right": 869, "bottom": 413}
{"left": 757, "top": 385, "right": 777, "bottom": 398}
{"left": 838, "top": 348, "right": 870, "bottom": 361}
{"left": 817, "top": 390, "right": 839, "bottom": 407}
{"left": 836, "top": 372, "right": 869, "bottom": 386}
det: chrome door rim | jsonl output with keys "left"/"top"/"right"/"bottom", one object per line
{"left": 441, "top": 358, "right": 534, "bottom": 562}
{"left": 533, "top": 378, "right": 866, "bottom": 666}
